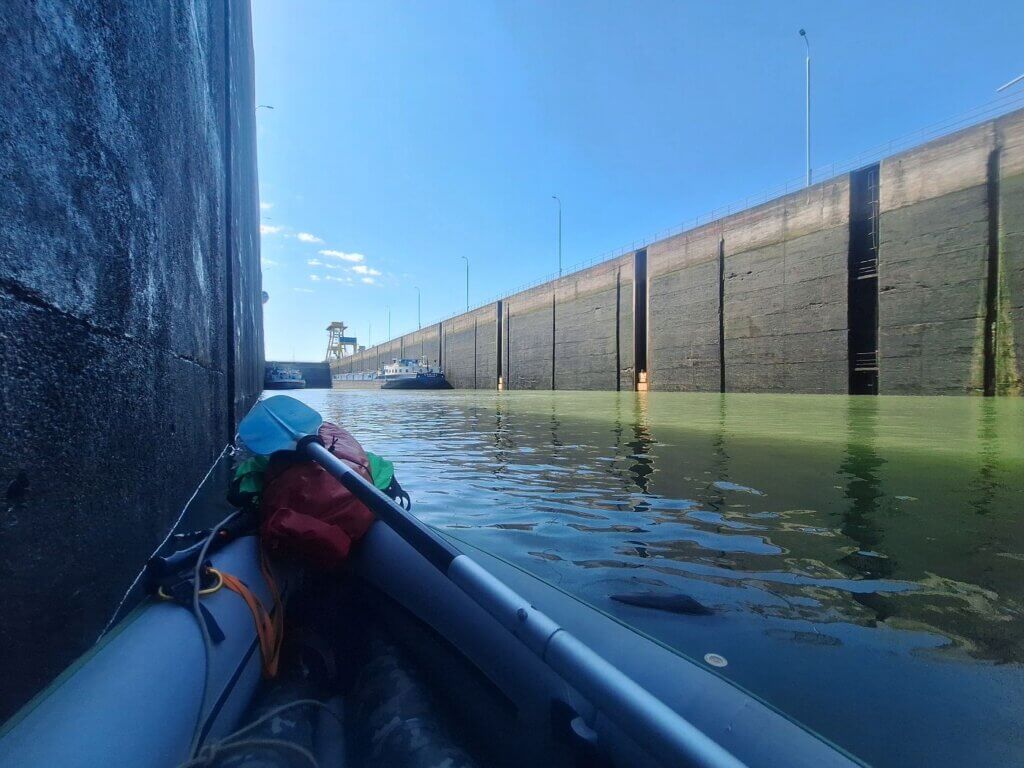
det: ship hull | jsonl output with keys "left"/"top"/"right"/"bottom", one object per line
{"left": 381, "top": 374, "right": 449, "bottom": 390}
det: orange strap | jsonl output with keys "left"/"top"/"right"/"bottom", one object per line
{"left": 220, "top": 548, "right": 284, "bottom": 678}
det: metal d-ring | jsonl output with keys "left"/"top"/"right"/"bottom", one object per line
{"left": 157, "top": 567, "right": 224, "bottom": 601}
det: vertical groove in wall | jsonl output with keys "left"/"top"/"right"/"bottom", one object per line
{"left": 505, "top": 305, "right": 511, "bottom": 389}
{"left": 718, "top": 238, "right": 725, "bottom": 393}
{"left": 615, "top": 268, "right": 621, "bottom": 391}
{"left": 633, "top": 249, "right": 648, "bottom": 389}
{"left": 848, "top": 164, "right": 881, "bottom": 395}
{"left": 984, "top": 148, "right": 1001, "bottom": 397}
{"left": 473, "top": 318, "right": 478, "bottom": 389}
{"left": 551, "top": 292, "right": 556, "bottom": 390}
{"left": 223, "top": 0, "right": 235, "bottom": 431}
{"left": 437, "top": 322, "right": 443, "bottom": 369}
{"left": 495, "top": 301, "right": 503, "bottom": 388}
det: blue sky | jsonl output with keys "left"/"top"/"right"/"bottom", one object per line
{"left": 253, "top": 0, "right": 1024, "bottom": 361}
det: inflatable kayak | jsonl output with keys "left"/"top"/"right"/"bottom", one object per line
{"left": 0, "top": 398, "right": 862, "bottom": 767}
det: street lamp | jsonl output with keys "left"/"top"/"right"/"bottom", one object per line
{"left": 386, "top": 306, "right": 391, "bottom": 340}
{"left": 551, "top": 195, "right": 562, "bottom": 277}
{"left": 256, "top": 104, "right": 274, "bottom": 111}
{"left": 460, "top": 256, "right": 469, "bottom": 312}
{"left": 997, "top": 73, "right": 1024, "bottom": 92}
{"left": 799, "top": 29, "right": 811, "bottom": 187}
{"left": 415, "top": 286, "right": 421, "bottom": 329}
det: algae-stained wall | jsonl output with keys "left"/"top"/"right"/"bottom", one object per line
{"left": 553, "top": 255, "right": 634, "bottom": 391}
{"left": 878, "top": 123, "right": 995, "bottom": 395}
{"left": 0, "top": 0, "right": 263, "bottom": 719}
{"left": 996, "top": 110, "right": 1024, "bottom": 395}
{"left": 648, "top": 179, "right": 849, "bottom": 394}
{"left": 722, "top": 178, "right": 850, "bottom": 394}
{"left": 648, "top": 224, "right": 723, "bottom": 391}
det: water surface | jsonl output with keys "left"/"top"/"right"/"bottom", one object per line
{"left": 290, "top": 389, "right": 1024, "bottom": 767}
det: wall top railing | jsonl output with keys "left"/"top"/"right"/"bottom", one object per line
{"left": 357, "top": 92, "right": 1024, "bottom": 354}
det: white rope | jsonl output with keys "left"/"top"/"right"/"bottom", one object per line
{"left": 96, "top": 442, "right": 233, "bottom": 640}
{"left": 178, "top": 699, "right": 339, "bottom": 768}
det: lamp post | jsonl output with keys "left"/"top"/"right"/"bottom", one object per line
{"left": 460, "top": 256, "right": 469, "bottom": 312}
{"left": 415, "top": 286, "right": 421, "bottom": 329}
{"left": 386, "top": 306, "right": 391, "bottom": 340}
{"left": 997, "top": 73, "right": 1024, "bottom": 92}
{"left": 551, "top": 195, "right": 562, "bottom": 277}
{"left": 799, "top": 29, "right": 811, "bottom": 187}
{"left": 368, "top": 322, "right": 372, "bottom": 347}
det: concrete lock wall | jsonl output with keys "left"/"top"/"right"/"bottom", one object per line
{"left": 649, "top": 179, "right": 848, "bottom": 395}
{"left": 553, "top": 255, "right": 634, "bottom": 391}
{"left": 339, "top": 108, "right": 1024, "bottom": 396}
{"left": 443, "top": 303, "right": 498, "bottom": 389}
{"left": 876, "top": 111, "right": 1024, "bottom": 395}
{"left": 722, "top": 177, "right": 851, "bottom": 393}
{"left": 648, "top": 224, "right": 724, "bottom": 391}
{"left": 0, "top": 0, "right": 263, "bottom": 718}
{"left": 399, "top": 325, "right": 441, "bottom": 366}
{"left": 878, "top": 123, "right": 994, "bottom": 394}
{"left": 504, "top": 285, "right": 555, "bottom": 389}
{"left": 1001, "top": 110, "right": 1024, "bottom": 395}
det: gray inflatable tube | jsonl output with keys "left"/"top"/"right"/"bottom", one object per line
{"left": 0, "top": 536, "right": 279, "bottom": 768}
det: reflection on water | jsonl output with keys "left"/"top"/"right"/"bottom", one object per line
{"left": 289, "top": 389, "right": 1024, "bottom": 768}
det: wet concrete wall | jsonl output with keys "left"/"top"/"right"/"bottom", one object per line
{"left": 648, "top": 225, "right": 723, "bottom": 391}
{"left": 1001, "top": 110, "right": 1024, "bottom": 395}
{"left": 0, "top": 0, "right": 263, "bottom": 718}
{"left": 878, "top": 125, "right": 994, "bottom": 394}
{"left": 505, "top": 286, "right": 555, "bottom": 390}
{"left": 722, "top": 178, "right": 850, "bottom": 394}
{"left": 339, "top": 108, "right": 1024, "bottom": 397}
{"left": 442, "top": 304, "right": 498, "bottom": 389}
{"left": 553, "top": 256, "right": 634, "bottom": 391}
{"left": 648, "top": 178, "right": 849, "bottom": 395}
{"left": 877, "top": 112, "right": 1024, "bottom": 395}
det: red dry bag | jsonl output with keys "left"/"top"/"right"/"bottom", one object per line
{"left": 259, "top": 423, "right": 376, "bottom": 569}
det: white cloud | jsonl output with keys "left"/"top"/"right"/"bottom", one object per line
{"left": 260, "top": 224, "right": 283, "bottom": 235}
{"left": 361, "top": 277, "right": 376, "bottom": 285}
{"left": 293, "top": 287, "right": 314, "bottom": 293}
{"left": 319, "top": 249, "right": 365, "bottom": 263}
{"left": 261, "top": 257, "right": 278, "bottom": 268}
{"left": 260, "top": 201, "right": 274, "bottom": 211}
{"left": 309, "top": 274, "right": 321, "bottom": 282}
{"left": 307, "top": 259, "right": 341, "bottom": 269}
{"left": 324, "top": 275, "right": 352, "bottom": 284}
{"left": 297, "top": 232, "right": 323, "bottom": 243}
{"left": 351, "top": 265, "right": 381, "bottom": 276}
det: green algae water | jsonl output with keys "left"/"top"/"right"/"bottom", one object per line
{"left": 290, "top": 389, "right": 1024, "bottom": 767}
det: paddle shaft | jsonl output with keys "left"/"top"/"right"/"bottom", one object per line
{"left": 302, "top": 440, "right": 744, "bottom": 768}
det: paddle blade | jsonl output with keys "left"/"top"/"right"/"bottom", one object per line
{"left": 239, "top": 395, "right": 324, "bottom": 455}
